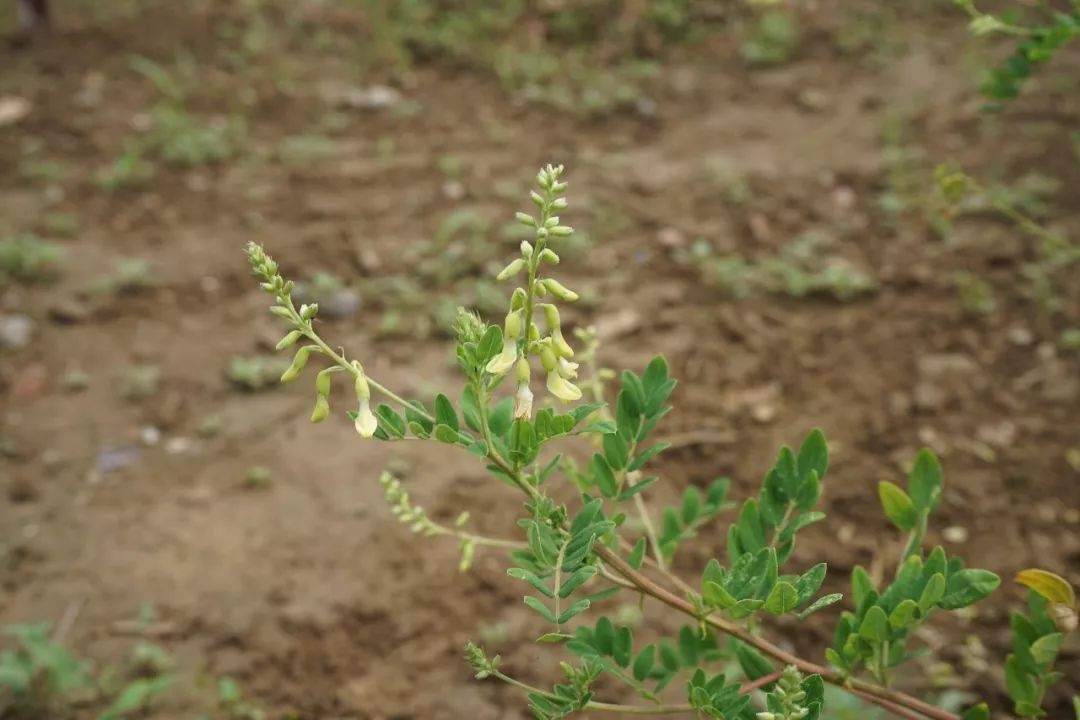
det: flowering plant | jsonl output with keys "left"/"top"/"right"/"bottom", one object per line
{"left": 248, "top": 165, "right": 1077, "bottom": 719}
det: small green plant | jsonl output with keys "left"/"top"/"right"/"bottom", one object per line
{"left": 954, "top": 272, "right": 996, "bottom": 315}
{"left": 0, "top": 233, "right": 62, "bottom": 284}
{"left": 0, "top": 623, "right": 92, "bottom": 711}
{"left": 741, "top": 9, "right": 799, "bottom": 65}
{"left": 244, "top": 466, "right": 272, "bottom": 489}
{"left": 279, "top": 134, "right": 339, "bottom": 167}
{"left": 94, "top": 258, "right": 156, "bottom": 293}
{"left": 248, "top": 165, "right": 1076, "bottom": 719}
{"left": 98, "top": 140, "right": 154, "bottom": 191}
{"left": 932, "top": 164, "right": 1078, "bottom": 312}
{"left": 227, "top": 355, "right": 289, "bottom": 391}
{"left": 213, "top": 676, "right": 265, "bottom": 720}
{"left": 121, "top": 365, "right": 161, "bottom": 402}
{"left": 954, "top": 0, "right": 1080, "bottom": 105}
{"left": 679, "top": 235, "right": 875, "bottom": 301}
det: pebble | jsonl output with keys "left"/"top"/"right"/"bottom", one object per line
{"left": 656, "top": 227, "right": 685, "bottom": 249}
{"left": 1006, "top": 325, "right": 1034, "bottom": 347}
{"left": 321, "top": 289, "right": 362, "bottom": 319}
{"left": 48, "top": 300, "right": 91, "bottom": 324}
{"left": 165, "top": 437, "right": 193, "bottom": 455}
{"left": 11, "top": 364, "right": 48, "bottom": 399}
{"left": 0, "top": 314, "right": 34, "bottom": 349}
{"left": 140, "top": 426, "right": 161, "bottom": 446}
{"left": 0, "top": 95, "right": 31, "bottom": 126}
{"left": 942, "top": 526, "right": 969, "bottom": 543}
{"left": 96, "top": 445, "right": 140, "bottom": 473}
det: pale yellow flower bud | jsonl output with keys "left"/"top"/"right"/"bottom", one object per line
{"left": 280, "top": 346, "right": 312, "bottom": 382}
{"left": 497, "top": 258, "right": 526, "bottom": 281}
{"left": 514, "top": 383, "right": 534, "bottom": 419}
{"left": 311, "top": 394, "right": 330, "bottom": 423}
{"left": 542, "top": 278, "right": 578, "bottom": 302}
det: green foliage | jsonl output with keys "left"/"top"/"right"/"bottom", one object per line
{"left": 249, "top": 164, "right": 1073, "bottom": 720}
{"left": 741, "top": 10, "right": 799, "bottom": 65}
{"left": 953, "top": 0, "right": 1080, "bottom": 104}
{"left": 680, "top": 235, "right": 874, "bottom": 301}
{"left": 0, "top": 233, "right": 62, "bottom": 285}
{"left": 0, "top": 623, "right": 91, "bottom": 709}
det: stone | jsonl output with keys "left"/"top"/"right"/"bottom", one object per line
{"left": 0, "top": 314, "right": 34, "bottom": 349}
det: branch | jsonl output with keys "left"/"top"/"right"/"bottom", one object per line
{"left": 595, "top": 545, "right": 957, "bottom": 720}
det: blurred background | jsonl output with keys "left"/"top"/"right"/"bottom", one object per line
{"left": 0, "top": 0, "right": 1078, "bottom": 717}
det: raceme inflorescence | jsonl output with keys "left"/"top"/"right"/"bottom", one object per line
{"left": 248, "top": 165, "right": 1078, "bottom": 720}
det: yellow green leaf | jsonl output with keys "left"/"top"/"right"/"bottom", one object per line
{"left": 1015, "top": 569, "right": 1076, "bottom": 608}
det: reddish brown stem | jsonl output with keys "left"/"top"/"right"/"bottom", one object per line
{"left": 595, "top": 545, "right": 958, "bottom": 720}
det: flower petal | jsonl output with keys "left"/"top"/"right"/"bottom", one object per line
{"left": 546, "top": 371, "right": 582, "bottom": 402}
{"left": 354, "top": 400, "right": 379, "bottom": 438}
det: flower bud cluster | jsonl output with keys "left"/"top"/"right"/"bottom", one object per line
{"left": 756, "top": 666, "right": 810, "bottom": 720}
{"left": 486, "top": 164, "right": 582, "bottom": 417}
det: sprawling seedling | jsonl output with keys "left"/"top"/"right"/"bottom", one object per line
{"left": 249, "top": 166, "right": 1077, "bottom": 719}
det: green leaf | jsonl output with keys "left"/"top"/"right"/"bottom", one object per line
{"left": 703, "top": 581, "right": 738, "bottom": 609}
{"left": 798, "top": 593, "right": 843, "bottom": 619}
{"left": 557, "top": 600, "right": 591, "bottom": 626}
{"left": 559, "top": 566, "right": 598, "bottom": 598}
{"left": 628, "top": 538, "right": 647, "bottom": 570}
{"left": 603, "top": 432, "right": 629, "bottom": 470}
{"left": 1014, "top": 701, "right": 1047, "bottom": 718}
{"left": 908, "top": 449, "right": 943, "bottom": 512}
{"left": 594, "top": 617, "right": 615, "bottom": 654}
{"left": 776, "top": 446, "right": 800, "bottom": 498}
{"left": 523, "top": 596, "right": 557, "bottom": 623}
{"left": 1005, "top": 654, "right": 1038, "bottom": 705}
{"left": 476, "top": 325, "right": 503, "bottom": 364}
{"left": 405, "top": 400, "right": 433, "bottom": 434}
{"left": 960, "top": 704, "right": 990, "bottom": 720}
{"left": 797, "top": 429, "right": 828, "bottom": 482}
{"left": 536, "top": 632, "right": 572, "bottom": 644}
{"left": 628, "top": 442, "right": 671, "bottom": 471}
{"left": 620, "top": 371, "right": 647, "bottom": 416}
{"left": 581, "top": 419, "right": 617, "bottom": 435}
{"left": 852, "top": 566, "right": 876, "bottom": 609}
{"left": 434, "top": 393, "right": 459, "bottom": 432}
{"left": 508, "top": 568, "right": 554, "bottom": 598}
{"left": 658, "top": 641, "right": 680, "bottom": 671}
{"left": 682, "top": 487, "right": 702, "bottom": 525}
{"left": 734, "top": 640, "right": 774, "bottom": 680}
{"left": 615, "top": 392, "right": 640, "bottom": 439}
{"left": 825, "top": 647, "right": 850, "bottom": 672}
{"left": 617, "top": 476, "right": 659, "bottom": 502}
{"left": 795, "top": 563, "right": 827, "bottom": 604}
{"left": 99, "top": 675, "right": 174, "bottom": 720}
{"left": 858, "top": 606, "right": 889, "bottom": 642}
{"left": 571, "top": 402, "right": 606, "bottom": 425}
{"left": 736, "top": 499, "right": 766, "bottom": 553}
{"left": 678, "top": 626, "right": 698, "bottom": 666}
{"left": 878, "top": 481, "right": 918, "bottom": 531}
{"left": 642, "top": 355, "right": 669, "bottom": 396}
{"left": 919, "top": 573, "right": 946, "bottom": 611}
{"left": 376, "top": 404, "right": 406, "bottom": 438}
{"left": 1029, "top": 633, "right": 1063, "bottom": 665}
{"left": 888, "top": 599, "right": 920, "bottom": 629}
{"left": 779, "top": 511, "right": 826, "bottom": 543}
{"left": 632, "top": 645, "right": 655, "bottom": 681}
{"left": 460, "top": 386, "right": 482, "bottom": 433}
{"left": 434, "top": 424, "right": 461, "bottom": 444}
{"left": 591, "top": 454, "right": 618, "bottom": 498}
{"left": 488, "top": 397, "right": 514, "bottom": 436}
{"left": 795, "top": 471, "right": 820, "bottom": 511}
{"left": 613, "top": 626, "right": 633, "bottom": 668}
{"left": 764, "top": 581, "right": 799, "bottom": 614}
{"left": 940, "top": 569, "right": 1001, "bottom": 610}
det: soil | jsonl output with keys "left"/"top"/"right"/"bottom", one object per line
{"left": 1, "top": 1, "right": 1078, "bottom": 719}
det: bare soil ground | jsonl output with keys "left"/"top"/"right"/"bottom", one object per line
{"left": 1, "top": 1, "right": 1078, "bottom": 718}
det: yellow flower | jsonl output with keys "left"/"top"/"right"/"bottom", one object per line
{"left": 486, "top": 338, "right": 518, "bottom": 376}
{"left": 514, "top": 383, "right": 534, "bottom": 419}
{"left": 354, "top": 399, "right": 378, "bottom": 438}
{"left": 546, "top": 371, "right": 582, "bottom": 402}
